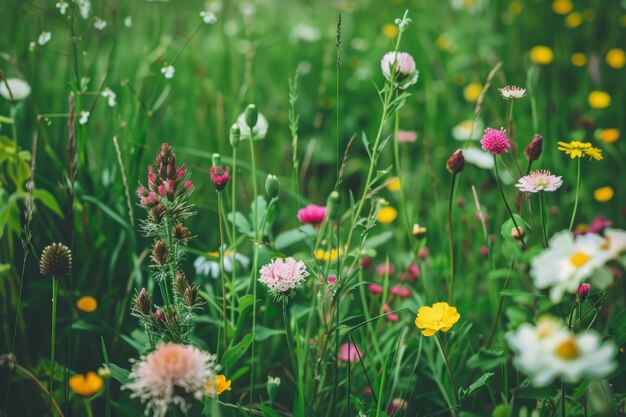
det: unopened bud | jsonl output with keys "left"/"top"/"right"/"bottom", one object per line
{"left": 211, "top": 153, "right": 222, "bottom": 167}
{"left": 245, "top": 104, "right": 258, "bottom": 129}
{"left": 174, "top": 271, "right": 187, "bottom": 297}
{"left": 230, "top": 124, "right": 240, "bottom": 148}
{"left": 511, "top": 226, "right": 525, "bottom": 240}
{"left": 326, "top": 191, "right": 340, "bottom": 218}
{"left": 134, "top": 288, "right": 152, "bottom": 315}
{"left": 265, "top": 174, "right": 280, "bottom": 198}
{"left": 446, "top": 149, "right": 465, "bottom": 174}
{"left": 525, "top": 134, "right": 543, "bottom": 162}
{"left": 267, "top": 376, "right": 281, "bottom": 402}
{"left": 172, "top": 223, "right": 192, "bottom": 243}
{"left": 151, "top": 240, "right": 169, "bottom": 266}
{"left": 97, "top": 366, "right": 112, "bottom": 380}
{"left": 575, "top": 283, "right": 590, "bottom": 301}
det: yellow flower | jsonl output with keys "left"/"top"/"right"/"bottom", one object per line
{"left": 571, "top": 53, "right": 587, "bottom": 67}
{"left": 588, "top": 91, "right": 611, "bottom": 109}
{"left": 377, "top": 207, "right": 398, "bottom": 224}
{"left": 69, "top": 372, "right": 104, "bottom": 396}
{"left": 206, "top": 374, "right": 232, "bottom": 395}
{"left": 557, "top": 141, "right": 603, "bottom": 160}
{"left": 436, "top": 34, "right": 453, "bottom": 52}
{"left": 315, "top": 247, "right": 344, "bottom": 262}
{"left": 606, "top": 48, "right": 625, "bottom": 69}
{"left": 509, "top": 0, "right": 523, "bottom": 15}
{"left": 598, "top": 128, "right": 620, "bottom": 143}
{"left": 565, "top": 12, "right": 582, "bottom": 28}
{"left": 552, "top": 0, "right": 573, "bottom": 15}
{"left": 621, "top": 15, "right": 626, "bottom": 27}
{"left": 463, "top": 83, "right": 482, "bottom": 102}
{"left": 594, "top": 186, "right": 614, "bottom": 202}
{"left": 386, "top": 177, "right": 401, "bottom": 192}
{"left": 414, "top": 302, "right": 460, "bottom": 336}
{"left": 530, "top": 45, "right": 553, "bottom": 65}
{"left": 382, "top": 24, "right": 399, "bottom": 38}
{"left": 76, "top": 295, "right": 98, "bottom": 313}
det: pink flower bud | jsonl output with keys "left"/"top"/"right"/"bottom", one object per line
{"left": 147, "top": 192, "right": 157, "bottom": 203}
{"left": 418, "top": 247, "right": 429, "bottom": 259}
{"left": 407, "top": 263, "right": 420, "bottom": 281}
{"left": 376, "top": 263, "right": 394, "bottom": 277}
{"left": 480, "top": 246, "right": 489, "bottom": 258}
{"left": 575, "top": 283, "right": 590, "bottom": 300}
{"left": 390, "top": 285, "right": 411, "bottom": 298}
{"left": 184, "top": 180, "right": 193, "bottom": 190}
{"left": 327, "top": 275, "right": 336, "bottom": 284}
{"left": 158, "top": 184, "right": 167, "bottom": 196}
{"left": 368, "top": 284, "right": 383, "bottom": 295}
{"left": 361, "top": 257, "right": 372, "bottom": 268}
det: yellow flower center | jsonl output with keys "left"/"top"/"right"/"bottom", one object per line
{"left": 569, "top": 252, "right": 590, "bottom": 268}
{"left": 555, "top": 339, "right": 580, "bottom": 360}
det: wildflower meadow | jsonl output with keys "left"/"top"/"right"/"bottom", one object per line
{"left": 2, "top": 0, "right": 626, "bottom": 416}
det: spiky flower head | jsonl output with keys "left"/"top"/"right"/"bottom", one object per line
{"left": 172, "top": 223, "right": 192, "bottom": 244}
{"left": 481, "top": 128, "right": 511, "bottom": 155}
{"left": 151, "top": 240, "right": 169, "bottom": 266}
{"left": 210, "top": 166, "right": 230, "bottom": 191}
{"left": 259, "top": 257, "right": 309, "bottom": 298}
{"left": 40, "top": 243, "right": 72, "bottom": 276}
{"left": 133, "top": 288, "right": 153, "bottom": 316}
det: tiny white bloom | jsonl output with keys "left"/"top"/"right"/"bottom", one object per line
{"left": 0, "top": 78, "right": 32, "bottom": 101}
{"left": 94, "top": 17, "right": 107, "bottom": 30}
{"left": 200, "top": 11, "right": 217, "bottom": 24}
{"left": 79, "top": 111, "right": 90, "bottom": 125}
{"left": 29, "top": 42, "right": 36, "bottom": 52}
{"left": 101, "top": 87, "right": 117, "bottom": 107}
{"left": 38, "top": 31, "right": 51, "bottom": 46}
{"left": 56, "top": 1, "right": 69, "bottom": 15}
{"left": 78, "top": 0, "right": 90, "bottom": 19}
{"left": 124, "top": 16, "right": 132, "bottom": 28}
{"left": 499, "top": 85, "right": 527, "bottom": 100}
{"left": 161, "top": 65, "right": 175, "bottom": 79}
{"left": 236, "top": 111, "right": 269, "bottom": 140}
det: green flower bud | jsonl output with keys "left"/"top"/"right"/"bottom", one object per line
{"left": 245, "top": 104, "right": 258, "bottom": 129}
{"left": 326, "top": 191, "right": 340, "bottom": 218}
{"left": 265, "top": 174, "right": 280, "bottom": 198}
{"left": 230, "top": 124, "right": 240, "bottom": 148}
{"left": 97, "top": 366, "right": 112, "bottom": 380}
{"left": 212, "top": 153, "right": 222, "bottom": 167}
{"left": 266, "top": 376, "right": 281, "bottom": 402}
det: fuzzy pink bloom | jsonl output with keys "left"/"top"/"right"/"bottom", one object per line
{"left": 481, "top": 128, "right": 510, "bottom": 155}
{"left": 480, "top": 246, "right": 489, "bottom": 258}
{"left": 368, "top": 284, "right": 383, "bottom": 295}
{"left": 297, "top": 204, "right": 326, "bottom": 224}
{"left": 259, "top": 257, "right": 309, "bottom": 296}
{"left": 575, "top": 216, "right": 613, "bottom": 236}
{"left": 407, "top": 263, "right": 420, "bottom": 281}
{"left": 390, "top": 285, "right": 411, "bottom": 298}
{"left": 388, "top": 398, "right": 408, "bottom": 415}
{"left": 123, "top": 343, "right": 218, "bottom": 417}
{"left": 361, "top": 257, "right": 372, "bottom": 268}
{"left": 327, "top": 275, "right": 336, "bottom": 284}
{"left": 338, "top": 342, "right": 362, "bottom": 362}
{"left": 418, "top": 247, "right": 429, "bottom": 259}
{"left": 396, "top": 130, "right": 417, "bottom": 143}
{"left": 376, "top": 262, "right": 394, "bottom": 276}
{"left": 515, "top": 170, "right": 563, "bottom": 193}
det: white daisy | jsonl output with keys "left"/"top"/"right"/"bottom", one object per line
{"left": 531, "top": 230, "right": 610, "bottom": 303}
{"left": 194, "top": 250, "right": 250, "bottom": 279}
{"left": 38, "top": 31, "right": 51, "bottom": 46}
{"left": 601, "top": 228, "right": 626, "bottom": 260}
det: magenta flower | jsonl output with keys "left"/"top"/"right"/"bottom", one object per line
{"left": 383, "top": 304, "right": 399, "bottom": 322}
{"left": 390, "top": 285, "right": 411, "bottom": 298}
{"left": 376, "top": 262, "right": 394, "bottom": 277}
{"left": 361, "top": 257, "right": 373, "bottom": 268}
{"left": 516, "top": 170, "right": 563, "bottom": 193}
{"left": 368, "top": 283, "right": 383, "bottom": 295}
{"left": 338, "top": 342, "right": 362, "bottom": 362}
{"left": 575, "top": 283, "right": 590, "bottom": 300}
{"left": 418, "top": 247, "right": 429, "bottom": 259}
{"left": 259, "top": 257, "right": 309, "bottom": 297}
{"left": 407, "top": 263, "right": 420, "bottom": 281}
{"left": 387, "top": 398, "right": 408, "bottom": 415}
{"left": 297, "top": 204, "right": 326, "bottom": 224}
{"left": 481, "top": 128, "right": 510, "bottom": 155}
{"left": 575, "top": 216, "right": 613, "bottom": 236}
{"left": 210, "top": 166, "right": 230, "bottom": 191}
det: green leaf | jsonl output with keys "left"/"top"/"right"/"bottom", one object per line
{"left": 361, "top": 132, "right": 371, "bottom": 159}
{"left": 518, "top": 385, "right": 558, "bottom": 399}
{"left": 609, "top": 310, "right": 626, "bottom": 346}
{"left": 254, "top": 325, "right": 285, "bottom": 341}
{"left": 222, "top": 333, "right": 254, "bottom": 368}
{"left": 275, "top": 225, "right": 317, "bottom": 250}
{"left": 364, "top": 231, "right": 394, "bottom": 249}
{"left": 492, "top": 404, "right": 512, "bottom": 417}
{"left": 33, "top": 189, "right": 63, "bottom": 217}
{"left": 257, "top": 404, "right": 280, "bottom": 417}
{"left": 459, "top": 372, "right": 494, "bottom": 400}
{"left": 237, "top": 295, "right": 255, "bottom": 313}
{"left": 227, "top": 212, "right": 252, "bottom": 235}
{"left": 467, "top": 348, "right": 507, "bottom": 370}
{"left": 82, "top": 195, "right": 131, "bottom": 230}
{"left": 108, "top": 362, "right": 129, "bottom": 384}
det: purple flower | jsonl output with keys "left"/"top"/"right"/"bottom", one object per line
{"left": 481, "top": 128, "right": 511, "bottom": 155}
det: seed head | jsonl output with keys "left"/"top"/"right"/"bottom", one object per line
{"left": 151, "top": 240, "right": 170, "bottom": 266}
{"left": 40, "top": 243, "right": 72, "bottom": 276}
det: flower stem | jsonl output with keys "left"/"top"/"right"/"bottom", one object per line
{"left": 282, "top": 298, "right": 304, "bottom": 417}
{"left": 448, "top": 174, "right": 457, "bottom": 304}
{"left": 49, "top": 276, "right": 59, "bottom": 407}
{"left": 568, "top": 158, "right": 581, "bottom": 231}
{"left": 539, "top": 191, "right": 548, "bottom": 246}
{"left": 247, "top": 125, "right": 259, "bottom": 413}
{"left": 217, "top": 192, "right": 228, "bottom": 347}
{"left": 436, "top": 333, "right": 460, "bottom": 416}
{"left": 493, "top": 155, "right": 526, "bottom": 251}
{"left": 230, "top": 147, "right": 237, "bottom": 323}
